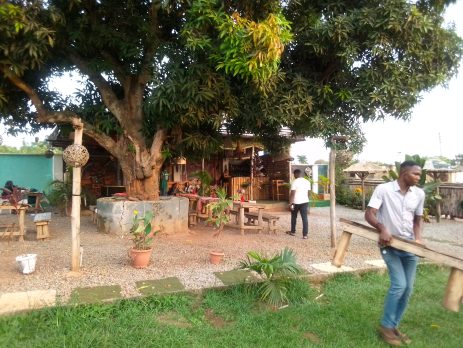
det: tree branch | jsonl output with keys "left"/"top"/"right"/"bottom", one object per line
{"left": 1, "top": 66, "right": 48, "bottom": 117}
{"left": 150, "top": 128, "right": 167, "bottom": 164}
{"left": 68, "top": 52, "right": 125, "bottom": 124}
{"left": 138, "top": 2, "right": 160, "bottom": 85}
{"left": 100, "top": 50, "right": 128, "bottom": 86}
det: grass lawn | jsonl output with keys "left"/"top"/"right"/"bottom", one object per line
{"left": 1, "top": 264, "right": 461, "bottom": 347}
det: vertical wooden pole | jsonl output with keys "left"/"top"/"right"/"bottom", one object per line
{"left": 435, "top": 184, "right": 441, "bottom": 223}
{"left": 329, "top": 142, "right": 337, "bottom": 248}
{"left": 332, "top": 231, "right": 352, "bottom": 267}
{"left": 71, "top": 119, "right": 84, "bottom": 272}
{"left": 361, "top": 174, "right": 366, "bottom": 212}
{"left": 250, "top": 146, "right": 254, "bottom": 201}
{"left": 443, "top": 268, "right": 463, "bottom": 312}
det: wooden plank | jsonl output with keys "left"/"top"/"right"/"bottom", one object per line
{"left": 443, "top": 268, "right": 463, "bottom": 312}
{"left": 332, "top": 231, "right": 353, "bottom": 267}
{"left": 340, "top": 220, "right": 463, "bottom": 270}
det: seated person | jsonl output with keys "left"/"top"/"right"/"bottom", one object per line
{"left": 167, "top": 183, "right": 180, "bottom": 196}
{"left": 1, "top": 180, "right": 15, "bottom": 199}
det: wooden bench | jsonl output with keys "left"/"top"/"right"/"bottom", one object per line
{"left": 230, "top": 210, "right": 279, "bottom": 234}
{"left": 333, "top": 219, "right": 463, "bottom": 312}
{"left": 0, "top": 223, "right": 16, "bottom": 242}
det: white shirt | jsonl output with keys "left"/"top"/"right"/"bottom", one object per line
{"left": 368, "top": 180, "right": 425, "bottom": 240}
{"left": 290, "top": 177, "right": 311, "bottom": 204}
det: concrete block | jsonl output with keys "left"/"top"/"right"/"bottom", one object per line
{"left": 96, "top": 196, "right": 188, "bottom": 235}
{"left": 310, "top": 262, "right": 354, "bottom": 273}
{"left": 0, "top": 289, "right": 56, "bottom": 315}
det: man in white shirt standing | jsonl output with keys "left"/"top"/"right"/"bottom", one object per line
{"left": 287, "top": 169, "right": 311, "bottom": 239}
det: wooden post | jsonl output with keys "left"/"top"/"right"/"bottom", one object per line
{"left": 332, "top": 231, "right": 353, "bottom": 267}
{"left": 18, "top": 207, "right": 26, "bottom": 242}
{"left": 435, "top": 184, "right": 441, "bottom": 223}
{"left": 443, "top": 268, "right": 463, "bottom": 312}
{"left": 361, "top": 174, "right": 366, "bottom": 212}
{"left": 250, "top": 146, "right": 254, "bottom": 201}
{"left": 71, "top": 119, "right": 84, "bottom": 272}
{"left": 329, "top": 143, "right": 337, "bottom": 248}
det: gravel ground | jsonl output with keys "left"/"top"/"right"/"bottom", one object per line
{"left": 1, "top": 206, "right": 462, "bottom": 302}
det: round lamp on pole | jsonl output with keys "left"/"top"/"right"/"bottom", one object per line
{"left": 63, "top": 144, "right": 89, "bottom": 168}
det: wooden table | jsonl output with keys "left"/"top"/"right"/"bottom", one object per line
{"left": 26, "top": 192, "right": 44, "bottom": 213}
{"left": 227, "top": 201, "right": 265, "bottom": 235}
{"left": 177, "top": 193, "right": 219, "bottom": 218}
{"left": 0, "top": 205, "right": 26, "bottom": 241}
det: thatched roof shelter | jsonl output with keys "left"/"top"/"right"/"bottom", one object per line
{"left": 344, "top": 162, "right": 385, "bottom": 211}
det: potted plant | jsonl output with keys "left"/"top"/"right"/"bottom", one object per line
{"left": 207, "top": 188, "right": 233, "bottom": 264}
{"left": 318, "top": 175, "right": 330, "bottom": 200}
{"left": 190, "top": 170, "right": 213, "bottom": 196}
{"left": 128, "top": 210, "right": 159, "bottom": 268}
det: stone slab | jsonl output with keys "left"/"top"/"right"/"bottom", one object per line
{"left": 96, "top": 196, "right": 188, "bottom": 235}
{"left": 365, "top": 259, "right": 386, "bottom": 268}
{"left": 135, "top": 277, "right": 185, "bottom": 296}
{"left": 0, "top": 289, "right": 56, "bottom": 315}
{"left": 214, "top": 269, "right": 258, "bottom": 285}
{"left": 70, "top": 285, "right": 122, "bottom": 304}
{"left": 310, "top": 262, "right": 354, "bottom": 273}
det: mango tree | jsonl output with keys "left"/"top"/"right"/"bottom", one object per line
{"left": 1, "top": 0, "right": 461, "bottom": 199}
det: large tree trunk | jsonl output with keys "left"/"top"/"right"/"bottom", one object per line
{"left": 116, "top": 129, "right": 167, "bottom": 201}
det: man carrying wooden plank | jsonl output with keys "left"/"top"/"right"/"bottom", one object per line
{"left": 365, "top": 161, "right": 425, "bottom": 346}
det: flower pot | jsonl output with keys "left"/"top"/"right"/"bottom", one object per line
{"left": 129, "top": 247, "right": 153, "bottom": 268}
{"left": 209, "top": 250, "right": 225, "bottom": 265}
{"left": 16, "top": 254, "right": 37, "bottom": 274}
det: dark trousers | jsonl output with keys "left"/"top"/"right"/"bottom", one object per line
{"left": 290, "top": 202, "right": 309, "bottom": 236}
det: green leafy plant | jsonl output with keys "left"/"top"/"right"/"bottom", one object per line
{"left": 46, "top": 180, "right": 72, "bottom": 213}
{"left": 318, "top": 175, "right": 330, "bottom": 194}
{"left": 191, "top": 170, "right": 213, "bottom": 196}
{"left": 208, "top": 187, "right": 233, "bottom": 237}
{"left": 130, "top": 210, "right": 158, "bottom": 250}
{"left": 239, "top": 248, "right": 303, "bottom": 306}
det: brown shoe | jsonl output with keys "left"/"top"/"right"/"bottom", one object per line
{"left": 394, "top": 328, "right": 412, "bottom": 345}
{"left": 378, "top": 326, "right": 402, "bottom": 346}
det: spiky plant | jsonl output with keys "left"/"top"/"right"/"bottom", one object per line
{"left": 239, "top": 248, "right": 303, "bottom": 306}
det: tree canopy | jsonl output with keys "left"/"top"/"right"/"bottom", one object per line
{"left": 1, "top": 0, "right": 461, "bottom": 198}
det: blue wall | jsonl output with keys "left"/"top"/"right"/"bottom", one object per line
{"left": 0, "top": 154, "right": 55, "bottom": 192}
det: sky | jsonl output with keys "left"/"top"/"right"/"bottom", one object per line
{"left": 1, "top": 2, "right": 462, "bottom": 165}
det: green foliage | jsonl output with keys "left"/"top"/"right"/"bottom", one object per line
{"left": 182, "top": 0, "right": 293, "bottom": 85}
{"left": 0, "top": 265, "right": 461, "bottom": 347}
{"left": 296, "top": 155, "right": 307, "bottom": 164}
{"left": 190, "top": 170, "right": 213, "bottom": 196}
{"left": 45, "top": 180, "right": 72, "bottom": 211}
{"left": 1, "top": 0, "right": 462, "bottom": 178}
{"left": 336, "top": 185, "right": 372, "bottom": 210}
{"left": 239, "top": 248, "right": 303, "bottom": 306}
{"left": 318, "top": 175, "right": 330, "bottom": 194}
{"left": 129, "top": 210, "right": 158, "bottom": 250}
{"left": 207, "top": 187, "right": 233, "bottom": 236}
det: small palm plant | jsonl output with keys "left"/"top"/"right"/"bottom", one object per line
{"left": 239, "top": 247, "right": 303, "bottom": 306}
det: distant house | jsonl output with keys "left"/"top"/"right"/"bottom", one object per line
{"left": 0, "top": 153, "right": 63, "bottom": 192}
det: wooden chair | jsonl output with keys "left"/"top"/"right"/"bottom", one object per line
{"left": 272, "top": 180, "right": 286, "bottom": 201}
{"left": 188, "top": 198, "right": 198, "bottom": 227}
{"left": 0, "top": 223, "right": 16, "bottom": 243}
